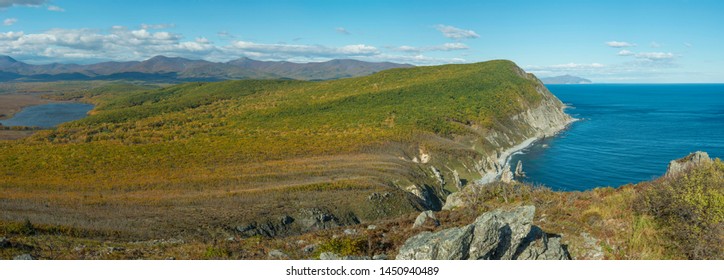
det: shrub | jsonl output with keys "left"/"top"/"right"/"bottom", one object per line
{"left": 316, "top": 236, "right": 368, "bottom": 258}
{"left": 638, "top": 159, "right": 724, "bottom": 259}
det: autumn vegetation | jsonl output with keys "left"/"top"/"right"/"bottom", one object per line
{"left": 1, "top": 60, "right": 719, "bottom": 260}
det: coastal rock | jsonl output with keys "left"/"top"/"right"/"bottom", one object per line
{"left": 472, "top": 76, "right": 573, "bottom": 185}
{"left": 396, "top": 206, "right": 571, "bottom": 260}
{"left": 665, "top": 151, "right": 712, "bottom": 178}
{"left": 514, "top": 160, "right": 525, "bottom": 178}
{"left": 412, "top": 210, "right": 440, "bottom": 229}
{"left": 501, "top": 164, "right": 514, "bottom": 183}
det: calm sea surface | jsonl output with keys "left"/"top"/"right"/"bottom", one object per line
{"left": 0, "top": 103, "right": 93, "bottom": 128}
{"left": 510, "top": 84, "right": 724, "bottom": 191}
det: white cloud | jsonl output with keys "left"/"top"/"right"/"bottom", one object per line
{"left": 3, "top": 18, "right": 17, "bottom": 26}
{"left": 635, "top": 52, "right": 675, "bottom": 61}
{"left": 0, "top": 0, "right": 47, "bottom": 8}
{"left": 606, "top": 41, "right": 636, "bottom": 48}
{"left": 335, "top": 27, "right": 350, "bottom": 35}
{"left": 393, "top": 45, "right": 420, "bottom": 52}
{"left": 373, "top": 53, "right": 466, "bottom": 65}
{"left": 0, "top": 31, "right": 23, "bottom": 40}
{"left": 432, "top": 42, "right": 469, "bottom": 51}
{"left": 46, "top": 5, "right": 63, "bottom": 12}
{"left": 229, "top": 41, "right": 379, "bottom": 59}
{"left": 618, "top": 49, "right": 634, "bottom": 56}
{"left": 435, "top": 24, "right": 479, "bottom": 40}
{"left": 0, "top": 26, "right": 216, "bottom": 62}
{"left": 0, "top": 25, "right": 470, "bottom": 66}
{"left": 650, "top": 41, "right": 661, "bottom": 48}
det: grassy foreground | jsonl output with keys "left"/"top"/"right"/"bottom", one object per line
{"left": 2, "top": 158, "right": 720, "bottom": 259}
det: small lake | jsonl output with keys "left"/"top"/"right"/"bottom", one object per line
{"left": 0, "top": 103, "right": 94, "bottom": 128}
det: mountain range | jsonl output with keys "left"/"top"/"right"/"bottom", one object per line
{"left": 539, "top": 75, "right": 592, "bottom": 84}
{"left": 0, "top": 55, "right": 413, "bottom": 82}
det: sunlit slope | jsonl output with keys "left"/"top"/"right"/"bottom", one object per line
{"left": 0, "top": 60, "right": 554, "bottom": 237}
{"left": 1, "top": 60, "right": 543, "bottom": 185}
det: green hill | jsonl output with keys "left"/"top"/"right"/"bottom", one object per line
{"left": 0, "top": 60, "right": 570, "bottom": 241}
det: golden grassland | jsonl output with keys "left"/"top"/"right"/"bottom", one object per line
{"left": 2, "top": 159, "right": 720, "bottom": 260}
{"left": 1, "top": 61, "right": 543, "bottom": 247}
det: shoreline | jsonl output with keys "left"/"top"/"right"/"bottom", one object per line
{"left": 478, "top": 117, "right": 579, "bottom": 184}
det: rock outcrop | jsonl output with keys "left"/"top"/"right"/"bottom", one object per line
{"left": 236, "top": 208, "right": 360, "bottom": 237}
{"left": 13, "top": 254, "right": 34, "bottom": 260}
{"left": 412, "top": 210, "right": 440, "bottom": 229}
{"left": 396, "top": 206, "right": 570, "bottom": 260}
{"left": 665, "top": 151, "right": 712, "bottom": 178}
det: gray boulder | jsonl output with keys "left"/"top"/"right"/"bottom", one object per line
{"left": 0, "top": 237, "right": 9, "bottom": 248}
{"left": 13, "top": 254, "right": 33, "bottom": 260}
{"left": 468, "top": 206, "right": 536, "bottom": 259}
{"left": 396, "top": 206, "right": 571, "bottom": 260}
{"left": 665, "top": 151, "right": 712, "bottom": 177}
{"left": 268, "top": 249, "right": 289, "bottom": 259}
{"left": 412, "top": 210, "right": 440, "bottom": 229}
{"left": 396, "top": 225, "right": 474, "bottom": 260}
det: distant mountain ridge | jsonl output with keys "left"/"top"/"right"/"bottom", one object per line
{"left": 0, "top": 55, "right": 414, "bottom": 82}
{"left": 540, "top": 75, "right": 592, "bottom": 84}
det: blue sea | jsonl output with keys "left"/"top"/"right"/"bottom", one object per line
{"left": 510, "top": 84, "right": 724, "bottom": 191}
{"left": 0, "top": 102, "right": 94, "bottom": 128}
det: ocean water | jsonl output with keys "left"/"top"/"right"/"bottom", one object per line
{"left": 510, "top": 84, "right": 724, "bottom": 191}
{"left": 0, "top": 103, "right": 94, "bottom": 128}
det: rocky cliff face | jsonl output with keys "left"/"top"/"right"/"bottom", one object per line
{"left": 407, "top": 67, "right": 573, "bottom": 209}
{"left": 665, "top": 151, "right": 712, "bottom": 178}
{"left": 396, "top": 206, "right": 570, "bottom": 260}
{"left": 476, "top": 74, "right": 573, "bottom": 183}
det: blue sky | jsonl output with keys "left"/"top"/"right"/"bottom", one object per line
{"left": 0, "top": 0, "right": 722, "bottom": 82}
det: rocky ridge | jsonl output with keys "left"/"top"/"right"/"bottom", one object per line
{"left": 396, "top": 206, "right": 570, "bottom": 260}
